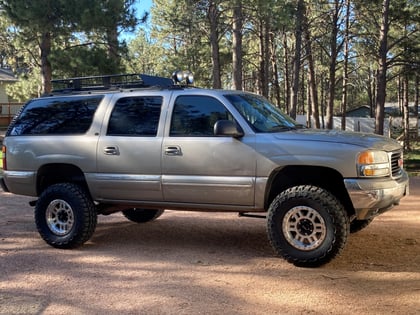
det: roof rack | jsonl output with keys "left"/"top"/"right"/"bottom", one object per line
{"left": 51, "top": 73, "right": 174, "bottom": 93}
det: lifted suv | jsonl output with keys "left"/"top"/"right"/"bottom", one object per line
{"left": 1, "top": 73, "right": 409, "bottom": 267}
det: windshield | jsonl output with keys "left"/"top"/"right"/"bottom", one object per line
{"left": 225, "top": 93, "right": 301, "bottom": 133}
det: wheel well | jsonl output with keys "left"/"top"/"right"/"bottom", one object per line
{"left": 266, "top": 166, "right": 355, "bottom": 217}
{"left": 37, "top": 164, "right": 89, "bottom": 196}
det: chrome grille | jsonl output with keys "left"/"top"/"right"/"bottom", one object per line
{"left": 390, "top": 151, "right": 402, "bottom": 178}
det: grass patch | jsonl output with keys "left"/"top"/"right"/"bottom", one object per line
{"left": 404, "top": 140, "right": 420, "bottom": 175}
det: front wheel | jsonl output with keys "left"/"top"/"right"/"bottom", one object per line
{"left": 267, "top": 185, "right": 349, "bottom": 267}
{"left": 35, "top": 183, "right": 97, "bottom": 249}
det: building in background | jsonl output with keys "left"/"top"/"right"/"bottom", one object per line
{"left": 0, "top": 68, "right": 17, "bottom": 103}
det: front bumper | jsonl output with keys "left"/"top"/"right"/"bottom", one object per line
{"left": 344, "top": 171, "right": 409, "bottom": 220}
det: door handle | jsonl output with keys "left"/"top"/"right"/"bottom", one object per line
{"left": 104, "top": 146, "right": 120, "bottom": 155}
{"left": 165, "top": 146, "right": 182, "bottom": 156}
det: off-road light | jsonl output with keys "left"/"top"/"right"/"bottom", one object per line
{"left": 184, "top": 72, "right": 194, "bottom": 85}
{"left": 172, "top": 70, "right": 194, "bottom": 85}
{"left": 173, "top": 71, "right": 184, "bottom": 83}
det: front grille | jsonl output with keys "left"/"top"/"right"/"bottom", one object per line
{"left": 390, "top": 151, "right": 403, "bottom": 178}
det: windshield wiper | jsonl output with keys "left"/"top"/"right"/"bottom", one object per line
{"left": 269, "top": 125, "right": 297, "bottom": 132}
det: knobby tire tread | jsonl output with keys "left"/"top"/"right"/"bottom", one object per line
{"left": 35, "top": 183, "right": 97, "bottom": 249}
{"left": 267, "top": 185, "right": 349, "bottom": 267}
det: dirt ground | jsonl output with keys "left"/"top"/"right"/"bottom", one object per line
{"left": 0, "top": 178, "right": 419, "bottom": 315}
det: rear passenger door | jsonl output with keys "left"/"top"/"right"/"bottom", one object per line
{"left": 94, "top": 94, "right": 165, "bottom": 201}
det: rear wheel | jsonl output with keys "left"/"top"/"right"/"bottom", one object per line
{"left": 122, "top": 208, "right": 164, "bottom": 223}
{"left": 267, "top": 185, "right": 349, "bottom": 267}
{"left": 35, "top": 183, "right": 97, "bottom": 248}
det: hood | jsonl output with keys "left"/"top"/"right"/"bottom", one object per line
{"left": 272, "top": 129, "right": 402, "bottom": 151}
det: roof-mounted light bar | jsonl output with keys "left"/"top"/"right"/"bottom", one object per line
{"left": 172, "top": 70, "right": 194, "bottom": 86}
{"left": 50, "top": 73, "right": 173, "bottom": 93}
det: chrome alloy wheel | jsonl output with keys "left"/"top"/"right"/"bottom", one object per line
{"left": 282, "top": 206, "right": 327, "bottom": 251}
{"left": 46, "top": 199, "right": 75, "bottom": 236}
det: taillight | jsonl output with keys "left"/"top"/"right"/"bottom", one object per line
{"left": 1, "top": 145, "right": 6, "bottom": 170}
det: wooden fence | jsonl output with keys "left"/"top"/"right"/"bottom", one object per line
{"left": 0, "top": 103, "right": 24, "bottom": 127}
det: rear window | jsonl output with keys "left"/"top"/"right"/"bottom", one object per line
{"left": 107, "top": 96, "right": 163, "bottom": 136}
{"left": 8, "top": 95, "right": 103, "bottom": 136}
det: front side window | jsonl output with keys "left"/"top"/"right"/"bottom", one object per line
{"left": 8, "top": 95, "right": 103, "bottom": 135}
{"left": 107, "top": 96, "right": 163, "bottom": 136}
{"left": 225, "top": 93, "right": 300, "bottom": 133}
{"left": 170, "top": 95, "right": 231, "bottom": 136}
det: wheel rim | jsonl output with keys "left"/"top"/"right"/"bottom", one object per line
{"left": 282, "top": 206, "right": 327, "bottom": 251}
{"left": 46, "top": 199, "right": 75, "bottom": 236}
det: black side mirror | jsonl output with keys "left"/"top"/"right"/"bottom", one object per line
{"left": 214, "top": 120, "right": 244, "bottom": 138}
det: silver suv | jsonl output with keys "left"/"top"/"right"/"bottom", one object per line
{"left": 1, "top": 73, "right": 409, "bottom": 267}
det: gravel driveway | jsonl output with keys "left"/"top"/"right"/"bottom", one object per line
{"left": 1, "top": 177, "right": 419, "bottom": 315}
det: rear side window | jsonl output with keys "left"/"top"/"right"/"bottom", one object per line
{"left": 8, "top": 95, "right": 103, "bottom": 135}
{"left": 107, "top": 96, "right": 163, "bottom": 136}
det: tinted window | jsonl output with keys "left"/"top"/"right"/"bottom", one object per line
{"left": 107, "top": 96, "right": 163, "bottom": 136}
{"left": 9, "top": 95, "right": 103, "bottom": 135}
{"left": 170, "top": 95, "right": 231, "bottom": 136}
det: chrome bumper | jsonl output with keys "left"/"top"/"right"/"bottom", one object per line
{"left": 344, "top": 171, "right": 409, "bottom": 220}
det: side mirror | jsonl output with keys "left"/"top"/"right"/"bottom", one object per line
{"left": 214, "top": 120, "right": 244, "bottom": 138}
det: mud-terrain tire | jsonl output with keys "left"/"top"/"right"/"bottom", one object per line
{"left": 35, "top": 183, "right": 97, "bottom": 249}
{"left": 122, "top": 208, "right": 164, "bottom": 223}
{"left": 350, "top": 218, "right": 373, "bottom": 233}
{"left": 267, "top": 185, "right": 349, "bottom": 267}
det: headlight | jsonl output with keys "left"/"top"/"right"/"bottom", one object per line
{"left": 357, "top": 150, "right": 390, "bottom": 177}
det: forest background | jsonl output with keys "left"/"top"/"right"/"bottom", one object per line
{"left": 0, "top": 0, "right": 418, "bottom": 136}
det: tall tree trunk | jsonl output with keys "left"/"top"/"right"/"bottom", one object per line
{"left": 306, "top": 70, "right": 312, "bottom": 127}
{"left": 303, "top": 12, "right": 320, "bottom": 128}
{"left": 291, "top": 0, "right": 305, "bottom": 120}
{"left": 341, "top": 0, "right": 351, "bottom": 131}
{"left": 263, "top": 19, "right": 270, "bottom": 98}
{"left": 282, "top": 29, "right": 291, "bottom": 114}
{"left": 300, "top": 68, "right": 305, "bottom": 114}
{"left": 367, "top": 66, "right": 375, "bottom": 117}
{"left": 232, "top": 1, "right": 243, "bottom": 90}
{"left": 326, "top": 0, "right": 340, "bottom": 129}
{"left": 208, "top": 1, "right": 221, "bottom": 89}
{"left": 415, "top": 74, "right": 419, "bottom": 139}
{"left": 398, "top": 75, "right": 403, "bottom": 113}
{"left": 257, "top": 22, "right": 263, "bottom": 95}
{"left": 374, "top": 0, "right": 390, "bottom": 135}
{"left": 270, "top": 33, "right": 281, "bottom": 107}
{"left": 107, "top": 27, "right": 121, "bottom": 73}
{"left": 40, "top": 31, "right": 52, "bottom": 94}
{"left": 258, "top": 18, "right": 270, "bottom": 98}
{"left": 321, "top": 75, "right": 326, "bottom": 128}
{"left": 403, "top": 73, "right": 410, "bottom": 149}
